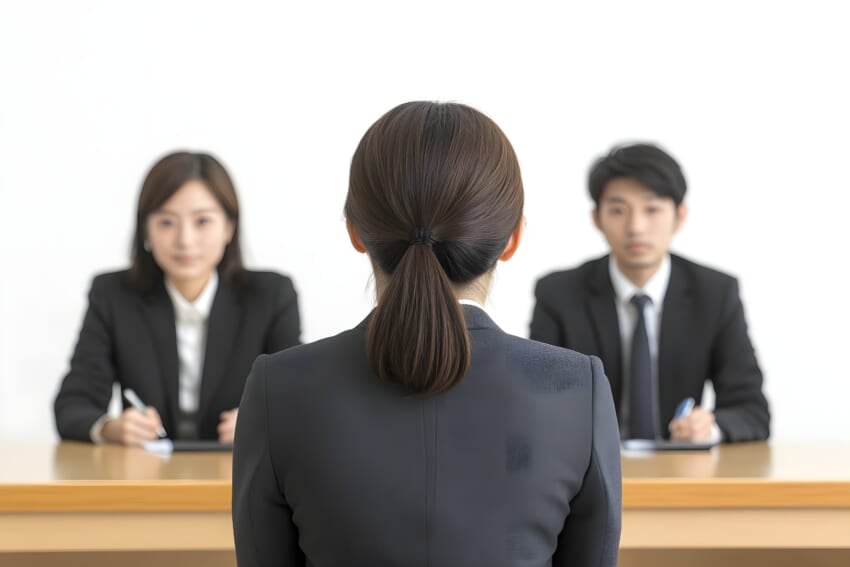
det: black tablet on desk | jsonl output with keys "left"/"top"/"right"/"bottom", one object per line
{"left": 172, "top": 440, "right": 233, "bottom": 452}
{"left": 143, "top": 439, "right": 233, "bottom": 453}
{"left": 622, "top": 439, "right": 716, "bottom": 451}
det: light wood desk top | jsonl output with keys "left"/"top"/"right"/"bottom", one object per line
{"left": 0, "top": 442, "right": 232, "bottom": 512}
{"left": 620, "top": 443, "right": 850, "bottom": 550}
{"left": 1, "top": 441, "right": 849, "bottom": 512}
{"left": 1, "top": 441, "right": 849, "bottom": 554}
{"left": 622, "top": 442, "right": 850, "bottom": 508}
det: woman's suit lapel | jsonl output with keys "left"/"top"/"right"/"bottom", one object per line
{"left": 198, "top": 280, "right": 243, "bottom": 424}
{"left": 140, "top": 284, "right": 180, "bottom": 432}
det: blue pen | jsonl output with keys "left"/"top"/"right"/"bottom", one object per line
{"left": 674, "top": 397, "right": 695, "bottom": 419}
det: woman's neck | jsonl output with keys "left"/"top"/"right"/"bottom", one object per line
{"left": 166, "top": 272, "right": 213, "bottom": 303}
{"left": 373, "top": 270, "right": 491, "bottom": 305}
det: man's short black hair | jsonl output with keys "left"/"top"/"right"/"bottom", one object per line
{"left": 588, "top": 143, "right": 687, "bottom": 206}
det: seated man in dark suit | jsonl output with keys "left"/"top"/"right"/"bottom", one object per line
{"left": 531, "top": 143, "right": 769, "bottom": 443}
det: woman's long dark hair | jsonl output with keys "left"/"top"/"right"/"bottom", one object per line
{"left": 345, "top": 102, "right": 524, "bottom": 395}
{"left": 128, "top": 151, "right": 245, "bottom": 290}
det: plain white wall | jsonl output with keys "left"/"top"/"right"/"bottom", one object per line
{"left": 1, "top": 1, "right": 848, "bottom": 442}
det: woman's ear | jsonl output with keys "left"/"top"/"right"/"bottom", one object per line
{"left": 225, "top": 219, "right": 236, "bottom": 245}
{"left": 499, "top": 216, "right": 525, "bottom": 262}
{"left": 346, "top": 219, "right": 367, "bottom": 253}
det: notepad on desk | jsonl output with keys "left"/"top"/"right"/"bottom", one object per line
{"left": 143, "top": 439, "right": 234, "bottom": 454}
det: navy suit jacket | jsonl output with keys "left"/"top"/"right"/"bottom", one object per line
{"left": 531, "top": 254, "right": 770, "bottom": 442}
{"left": 54, "top": 269, "right": 301, "bottom": 441}
{"left": 233, "top": 306, "right": 622, "bottom": 567}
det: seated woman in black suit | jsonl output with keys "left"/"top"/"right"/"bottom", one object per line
{"left": 54, "top": 151, "right": 301, "bottom": 445}
{"left": 232, "top": 102, "right": 622, "bottom": 566}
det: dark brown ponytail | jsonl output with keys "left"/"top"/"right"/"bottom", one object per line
{"left": 345, "top": 102, "right": 523, "bottom": 394}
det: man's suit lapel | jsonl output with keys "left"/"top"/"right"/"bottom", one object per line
{"left": 585, "top": 256, "right": 623, "bottom": 406}
{"left": 141, "top": 285, "right": 180, "bottom": 432}
{"left": 198, "top": 280, "right": 242, "bottom": 424}
{"left": 658, "top": 256, "right": 693, "bottom": 425}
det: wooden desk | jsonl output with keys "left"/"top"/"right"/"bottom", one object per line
{"left": 0, "top": 442, "right": 232, "bottom": 554}
{"left": 621, "top": 442, "right": 850, "bottom": 550}
{"left": 1, "top": 442, "right": 849, "bottom": 562}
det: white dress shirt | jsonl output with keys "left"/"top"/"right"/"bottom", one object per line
{"left": 609, "top": 256, "right": 722, "bottom": 442}
{"left": 89, "top": 272, "right": 219, "bottom": 443}
{"left": 609, "top": 255, "right": 669, "bottom": 439}
{"left": 165, "top": 271, "right": 218, "bottom": 414}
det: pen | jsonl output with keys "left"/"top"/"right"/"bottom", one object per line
{"left": 674, "top": 397, "right": 696, "bottom": 419}
{"left": 123, "top": 388, "right": 168, "bottom": 439}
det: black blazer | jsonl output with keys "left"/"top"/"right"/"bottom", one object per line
{"left": 54, "top": 270, "right": 300, "bottom": 441}
{"left": 531, "top": 254, "right": 770, "bottom": 442}
{"left": 232, "top": 306, "right": 622, "bottom": 567}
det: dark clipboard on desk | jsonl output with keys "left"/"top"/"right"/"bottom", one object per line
{"left": 622, "top": 439, "right": 716, "bottom": 451}
{"left": 143, "top": 439, "right": 233, "bottom": 454}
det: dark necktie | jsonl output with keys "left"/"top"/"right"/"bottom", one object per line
{"left": 629, "top": 293, "right": 657, "bottom": 439}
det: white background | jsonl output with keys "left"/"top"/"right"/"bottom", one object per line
{"left": 1, "top": 1, "right": 848, "bottom": 442}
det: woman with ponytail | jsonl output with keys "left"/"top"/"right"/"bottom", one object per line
{"left": 232, "top": 102, "right": 622, "bottom": 566}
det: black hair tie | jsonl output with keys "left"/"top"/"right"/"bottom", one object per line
{"left": 409, "top": 227, "right": 436, "bottom": 247}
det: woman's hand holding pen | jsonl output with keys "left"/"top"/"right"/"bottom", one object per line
{"left": 101, "top": 407, "right": 165, "bottom": 446}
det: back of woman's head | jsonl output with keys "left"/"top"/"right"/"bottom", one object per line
{"left": 129, "top": 150, "right": 245, "bottom": 289}
{"left": 345, "top": 101, "right": 524, "bottom": 395}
